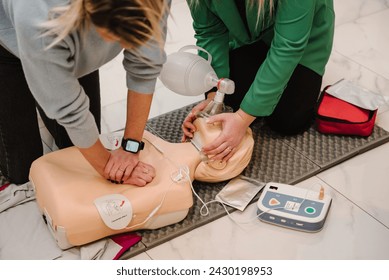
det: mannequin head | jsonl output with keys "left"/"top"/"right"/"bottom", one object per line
{"left": 191, "top": 117, "right": 254, "bottom": 182}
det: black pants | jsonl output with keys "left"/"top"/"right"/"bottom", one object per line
{"left": 0, "top": 45, "right": 101, "bottom": 184}
{"left": 226, "top": 40, "right": 322, "bottom": 135}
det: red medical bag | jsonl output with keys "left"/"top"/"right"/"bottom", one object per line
{"left": 315, "top": 86, "right": 377, "bottom": 137}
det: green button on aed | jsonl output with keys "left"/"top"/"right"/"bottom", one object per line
{"left": 305, "top": 207, "right": 316, "bottom": 214}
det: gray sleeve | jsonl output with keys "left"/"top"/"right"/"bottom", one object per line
{"left": 20, "top": 40, "right": 99, "bottom": 148}
{"left": 13, "top": 8, "right": 99, "bottom": 148}
{"left": 122, "top": 0, "right": 171, "bottom": 93}
{"left": 26, "top": 48, "right": 99, "bottom": 148}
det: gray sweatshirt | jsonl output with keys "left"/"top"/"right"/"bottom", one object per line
{"left": 0, "top": 0, "right": 168, "bottom": 148}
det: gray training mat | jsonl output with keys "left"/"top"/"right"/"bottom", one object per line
{"left": 121, "top": 103, "right": 389, "bottom": 259}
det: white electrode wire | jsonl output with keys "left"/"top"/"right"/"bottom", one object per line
{"left": 124, "top": 175, "right": 172, "bottom": 230}
{"left": 173, "top": 164, "right": 212, "bottom": 217}
{"left": 141, "top": 133, "right": 227, "bottom": 220}
{"left": 123, "top": 138, "right": 186, "bottom": 230}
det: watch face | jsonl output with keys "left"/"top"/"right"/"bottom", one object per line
{"left": 125, "top": 141, "right": 140, "bottom": 152}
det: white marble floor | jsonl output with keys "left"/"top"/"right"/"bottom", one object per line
{"left": 44, "top": 0, "right": 389, "bottom": 260}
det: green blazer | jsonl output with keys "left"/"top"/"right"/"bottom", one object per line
{"left": 187, "top": 0, "right": 335, "bottom": 116}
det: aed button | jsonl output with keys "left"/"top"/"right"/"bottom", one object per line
{"left": 304, "top": 206, "right": 316, "bottom": 215}
{"left": 269, "top": 198, "right": 280, "bottom": 206}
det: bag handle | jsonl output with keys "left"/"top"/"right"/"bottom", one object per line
{"left": 178, "top": 45, "right": 212, "bottom": 64}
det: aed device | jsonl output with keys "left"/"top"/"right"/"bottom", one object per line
{"left": 256, "top": 182, "right": 332, "bottom": 232}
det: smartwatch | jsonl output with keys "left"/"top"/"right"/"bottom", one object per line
{"left": 121, "top": 138, "right": 145, "bottom": 154}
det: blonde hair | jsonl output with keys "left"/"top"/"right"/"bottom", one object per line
{"left": 248, "top": 0, "right": 274, "bottom": 15}
{"left": 41, "top": 0, "right": 168, "bottom": 49}
{"left": 252, "top": 0, "right": 274, "bottom": 30}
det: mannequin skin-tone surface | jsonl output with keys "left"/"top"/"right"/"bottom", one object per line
{"left": 29, "top": 118, "right": 254, "bottom": 248}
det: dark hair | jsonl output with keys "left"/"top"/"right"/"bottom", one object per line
{"left": 42, "top": 0, "right": 168, "bottom": 49}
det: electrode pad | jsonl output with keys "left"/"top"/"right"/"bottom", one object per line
{"left": 94, "top": 194, "right": 133, "bottom": 230}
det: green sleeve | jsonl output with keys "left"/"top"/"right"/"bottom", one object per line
{"left": 241, "top": 0, "right": 316, "bottom": 117}
{"left": 186, "top": 0, "right": 230, "bottom": 78}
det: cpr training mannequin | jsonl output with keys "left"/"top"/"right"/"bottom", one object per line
{"left": 29, "top": 117, "right": 254, "bottom": 249}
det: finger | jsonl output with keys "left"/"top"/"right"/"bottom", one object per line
{"left": 182, "top": 128, "right": 195, "bottom": 140}
{"left": 203, "top": 140, "right": 230, "bottom": 156}
{"left": 184, "top": 111, "right": 197, "bottom": 122}
{"left": 205, "top": 113, "right": 224, "bottom": 125}
{"left": 184, "top": 116, "right": 197, "bottom": 126}
{"left": 222, "top": 147, "right": 235, "bottom": 163}
{"left": 182, "top": 121, "right": 196, "bottom": 136}
{"left": 114, "top": 168, "right": 126, "bottom": 183}
{"left": 134, "top": 162, "right": 155, "bottom": 175}
{"left": 129, "top": 167, "right": 153, "bottom": 185}
{"left": 103, "top": 156, "right": 114, "bottom": 179}
{"left": 208, "top": 142, "right": 235, "bottom": 161}
{"left": 108, "top": 179, "right": 120, "bottom": 184}
{"left": 201, "top": 131, "right": 228, "bottom": 154}
{"left": 187, "top": 111, "right": 195, "bottom": 119}
{"left": 212, "top": 147, "right": 233, "bottom": 162}
{"left": 110, "top": 164, "right": 129, "bottom": 183}
{"left": 110, "top": 167, "right": 122, "bottom": 182}
{"left": 123, "top": 177, "right": 148, "bottom": 187}
{"left": 135, "top": 166, "right": 151, "bottom": 177}
{"left": 181, "top": 132, "right": 194, "bottom": 142}
{"left": 121, "top": 164, "right": 135, "bottom": 183}
{"left": 136, "top": 162, "right": 156, "bottom": 178}
{"left": 121, "top": 162, "right": 154, "bottom": 186}
{"left": 106, "top": 162, "right": 127, "bottom": 182}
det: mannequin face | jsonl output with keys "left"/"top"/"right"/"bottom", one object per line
{"left": 192, "top": 117, "right": 254, "bottom": 183}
